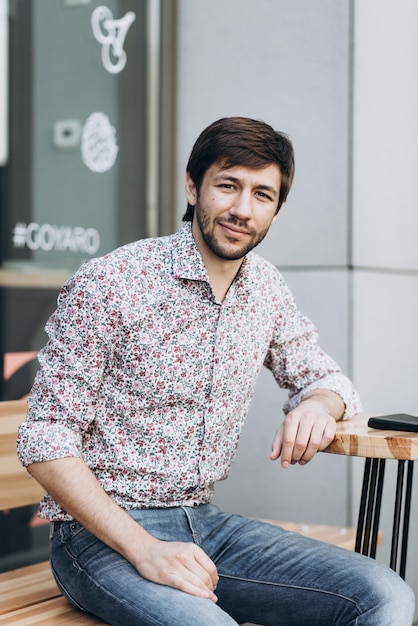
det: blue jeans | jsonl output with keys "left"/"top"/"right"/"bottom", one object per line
{"left": 50, "top": 504, "right": 415, "bottom": 625}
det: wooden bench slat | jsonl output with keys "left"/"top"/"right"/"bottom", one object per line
{"left": 270, "top": 520, "right": 358, "bottom": 549}
{"left": 265, "top": 520, "right": 383, "bottom": 551}
{"left": 0, "top": 400, "right": 28, "bottom": 418}
{"left": 0, "top": 596, "right": 107, "bottom": 625}
{"left": 0, "top": 474, "right": 45, "bottom": 509}
{"left": 0, "top": 406, "right": 46, "bottom": 509}
{"left": 0, "top": 562, "right": 60, "bottom": 615}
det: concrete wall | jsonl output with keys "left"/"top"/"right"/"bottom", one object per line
{"left": 351, "top": 0, "right": 418, "bottom": 606}
{"left": 175, "top": 0, "right": 353, "bottom": 524}
{"left": 174, "top": 0, "right": 418, "bottom": 613}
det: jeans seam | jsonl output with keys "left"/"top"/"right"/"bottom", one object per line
{"left": 54, "top": 557, "right": 166, "bottom": 626}
{"left": 51, "top": 560, "right": 88, "bottom": 613}
{"left": 219, "top": 573, "right": 362, "bottom": 615}
{"left": 181, "top": 506, "right": 201, "bottom": 546}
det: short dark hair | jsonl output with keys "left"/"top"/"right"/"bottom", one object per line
{"left": 183, "top": 117, "right": 295, "bottom": 221}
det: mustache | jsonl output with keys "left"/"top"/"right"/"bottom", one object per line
{"left": 221, "top": 216, "right": 256, "bottom": 235}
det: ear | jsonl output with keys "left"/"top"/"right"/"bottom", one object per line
{"left": 185, "top": 172, "right": 198, "bottom": 206}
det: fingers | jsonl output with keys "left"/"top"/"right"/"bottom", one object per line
{"left": 281, "top": 414, "right": 303, "bottom": 467}
{"left": 172, "top": 548, "right": 219, "bottom": 601}
{"left": 271, "top": 408, "right": 336, "bottom": 468}
{"left": 139, "top": 540, "right": 219, "bottom": 602}
{"left": 295, "top": 417, "right": 335, "bottom": 464}
{"left": 269, "top": 424, "right": 284, "bottom": 461}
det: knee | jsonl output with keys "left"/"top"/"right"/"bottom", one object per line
{"left": 363, "top": 565, "right": 415, "bottom": 624}
{"left": 388, "top": 575, "right": 415, "bottom": 615}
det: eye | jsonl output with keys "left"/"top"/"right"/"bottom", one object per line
{"left": 255, "top": 191, "right": 273, "bottom": 201}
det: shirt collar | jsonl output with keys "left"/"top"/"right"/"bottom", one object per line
{"left": 171, "top": 222, "right": 252, "bottom": 301}
{"left": 171, "top": 222, "right": 210, "bottom": 282}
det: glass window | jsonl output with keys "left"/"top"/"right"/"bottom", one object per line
{"left": 0, "top": 0, "right": 175, "bottom": 570}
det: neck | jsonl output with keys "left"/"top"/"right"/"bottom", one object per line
{"left": 207, "top": 261, "right": 243, "bottom": 302}
{"left": 191, "top": 220, "right": 243, "bottom": 302}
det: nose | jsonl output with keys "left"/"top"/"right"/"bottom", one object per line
{"left": 229, "top": 190, "right": 253, "bottom": 220}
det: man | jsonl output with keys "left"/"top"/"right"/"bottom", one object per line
{"left": 17, "top": 117, "right": 414, "bottom": 625}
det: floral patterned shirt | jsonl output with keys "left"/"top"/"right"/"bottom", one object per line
{"left": 17, "top": 223, "right": 362, "bottom": 520}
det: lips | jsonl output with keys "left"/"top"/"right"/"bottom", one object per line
{"left": 219, "top": 222, "right": 251, "bottom": 238}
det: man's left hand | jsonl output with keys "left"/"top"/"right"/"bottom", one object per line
{"left": 270, "top": 391, "right": 344, "bottom": 468}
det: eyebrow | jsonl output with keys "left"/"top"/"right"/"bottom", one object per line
{"left": 214, "top": 173, "right": 279, "bottom": 198}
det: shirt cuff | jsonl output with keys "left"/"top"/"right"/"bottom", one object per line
{"left": 17, "top": 420, "right": 82, "bottom": 467}
{"left": 283, "top": 373, "right": 363, "bottom": 419}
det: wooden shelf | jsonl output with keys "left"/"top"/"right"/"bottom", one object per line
{"left": 0, "top": 269, "right": 71, "bottom": 289}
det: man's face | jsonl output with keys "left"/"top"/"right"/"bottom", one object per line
{"left": 186, "top": 162, "right": 281, "bottom": 261}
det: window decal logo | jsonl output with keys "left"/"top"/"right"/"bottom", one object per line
{"left": 81, "top": 112, "right": 119, "bottom": 173}
{"left": 91, "top": 5, "right": 136, "bottom": 74}
{"left": 12, "top": 222, "right": 101, "bottom": 255}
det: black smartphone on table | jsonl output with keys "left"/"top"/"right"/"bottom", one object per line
{"left": 368, "top": 414, "right": 418, "bottom": 432}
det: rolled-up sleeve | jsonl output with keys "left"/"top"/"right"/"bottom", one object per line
{"left": 283, "top": 371, "right": 363, "bottom": 418}
{"left": 264, "top": 284, "right": 363, "bottom": 419}
{"left": 17, "top": 260, "right": 114, "bottom": 467}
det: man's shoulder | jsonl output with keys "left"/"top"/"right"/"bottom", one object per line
{"left": 246, "top": 251, "right": 285, "bottom": 284}
{"left": 243, "top": 252, "right": 295, "bottom": 310}
{"left": 112, "top": 233, "right": 173, "bottom": 262}
{"left": 63, "top": 234, "right": 175, "bottom": 297}
{"left": 85, "top": 233, "right": 173, "bottom": 272}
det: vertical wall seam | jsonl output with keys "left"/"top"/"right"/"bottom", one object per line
{"left": 345, "top": 0, "right": 356, "bottom": 527}
{"left": 146, "top": 0, "right": 161, "bottom": 238}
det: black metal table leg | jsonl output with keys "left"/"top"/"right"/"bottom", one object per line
{"left": 356, "top": 457, "right": 414, "bottom": 580}
{"left": 370, "top": 459, "right": 385, "bottom": 558}
{"left": 399, "top": 460, "right": 414, "bottom": 579}
{"left": 390, "top": 460, "right": 405, "bottom": 571}
{"left": 362, "top": 458, "right": 379, "bottom": 555}
{"left": 355, "top": 458, "right": 385, "bottom": 557}
{"left": 355, "top": 458, "right": 371, "bottom": 553}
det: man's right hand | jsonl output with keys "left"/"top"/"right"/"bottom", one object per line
{"left": 27, "top": 457, "right": 219, "bottom": 602}
{"left": 136, "top": 536, "right": 219, "bottom": 602}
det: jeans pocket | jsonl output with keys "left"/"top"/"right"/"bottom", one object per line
{"left": 52, "top": 521, "right": 82, "bottom": 543}
{"left": 68, "top": 521, "right": 84, "bottom": 539}
{"left": 53, "top": 521, "right": 101, "bottom": 564}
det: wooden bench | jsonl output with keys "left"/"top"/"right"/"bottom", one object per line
{"left": 0, "top": 400, "right": 106, "bottom": 625}
{"left": 0, "top": 400, "right": 372, "bottom": 625}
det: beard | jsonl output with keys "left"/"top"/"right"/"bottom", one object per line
{"left": 195, "top": 200, "right": 271, "bottom": 261}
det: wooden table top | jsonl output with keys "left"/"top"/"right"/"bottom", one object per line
{"left": 324, "top": 413, "right": 418, "bottom": 461}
